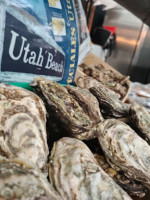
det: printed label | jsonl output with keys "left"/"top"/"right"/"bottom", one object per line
{"left": 1, "top": 12, "right": 65, "bottom": 78}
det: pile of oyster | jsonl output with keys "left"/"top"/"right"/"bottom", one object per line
{"left": 75, "top": 62, "right": 130, "bottom": 101}
{"left": 0, "top": 77, "right": 150, "bottom": 200}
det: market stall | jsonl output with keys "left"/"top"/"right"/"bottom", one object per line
{"left": 0, "top": 1, "right": 150, "bottom": 200}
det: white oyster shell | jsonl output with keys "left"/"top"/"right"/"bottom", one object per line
{"left": 49, "top": 137, "right": 132, "bottom": 200}
{"left": 0, "top": 83, "right": 49, "bottom": 171}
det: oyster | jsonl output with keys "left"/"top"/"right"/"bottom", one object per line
{"left": 30, "top": 77, "right": 97, "bottom": 140}
{"left": 75, "top": 73, "right": 101, "bottom": 89}
{"left": 98, "top": 119, "right": 150, "bottom": 189}
{"left": 49, "top": 137, "right": 132, "bottom": 200}
{"left": 65, "top": 85, "right": 104, "bottom": 124}
{"left": 130, "top": 103, "right": 150, "bottom": 144}
{"left": 79, "top": 63, "right": 130, "bottom": 101}
{"left": 89, "top": 86, "right": 129, "bottom": 118}
{"left": 0, "top": 83, "right": 48, "bottom": 171}
{"left": 94, "top": 154, "right": 146, "bottom": 198}
{"left": 74, "top": 69, "right": 121, "bottom": 98}
{"left": 0, "top": 158, "right": 60, "bottom": 200}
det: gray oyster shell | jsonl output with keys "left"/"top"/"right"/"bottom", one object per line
{"left": 74, "top": 71, "right": 121, "bottom": 99}
{"left": 89, "top": 86, "right": 129, "bottom": 118}
{"left": 94, "top": 154, "right": 146, "bottom": 198}
{"left": 0, "top": 158, "right": 60, "bottom": 200}
{"left": 65, "top": 85, "right": 104, "bottom": 124}
{"left": 75, "top": 74, "right": 101, "bottom": 89}
{"left": 30, "top": 77, "right": 97, "bottom": 140}
{"left": 79, "top": 63, "right": 130, "bottom": 101}
{"left": 130, "top": 103, "right": 150, "bottom": 144}
{"left": 0, "top": 83, "right": 49, "bottom": 171}
{"left": 49, "top": 137, "right": 132, "bottom": 200}
{"left": 98, "top": 119, "right": 150, "bottom": 190}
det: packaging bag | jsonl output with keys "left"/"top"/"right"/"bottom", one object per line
{"left": 0, "top": 0, "right": 79, "bottom": 84}
{"left": 74, "top": 0, "right": 91, "bottom": 65}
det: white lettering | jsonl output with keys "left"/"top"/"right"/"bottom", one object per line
{"left": 28, "top": 51, "right": 36, "bottom": 65}
{"left": 45, "top": 52, "right": 53, "bottom": 69}
{"left": 9, "top": 30, "right": 27, "bottom": 60}
{"left": 36, "top": 48, "right": 44, "bottom": 67}
{"left": 23, "top": 44, "right": 30, "bottom": 63}
{"left": 8, "top": 30, "right": 63, "bottom": 71}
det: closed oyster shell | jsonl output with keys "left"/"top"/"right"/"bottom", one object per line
{"left": 30, "top": 77, "right": 97, "bottom": 140}
{"left": 0, "top": 83, "right": 48, "bottom": 171}
{"left": 49, "top": 137, "right": 132, "bottom": 200}
{"left": 79, "top": 63, "right": 130, "bottom": 101}
{"left": 74, "top": 70, "right": 120, "bottom": 99}
{"left": 98, "top": 119, "right": 150, "bottom": 189}
{"left": 89, "top": 86, "right": 129, "bottom": 118}
{"left": 75, "top": 73, "right": 101, "bottom": 89}
{"left": 130, "top": 103, "right": 150, "bottom": 144}
{"left": 65, "top": 85, "right": 104, "bottom": 124}
{"left": 94, "top": 154, "right": 146, "bottom": 198}
{"left": 0, "top": 158, "right": 60, "bottom": 200}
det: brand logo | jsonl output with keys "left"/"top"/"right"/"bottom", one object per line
{"left": 9, "top": 30, "right": 64, "bottom": 73}
{"left": 1, "top": 12, "right": 65, "bottom": 79}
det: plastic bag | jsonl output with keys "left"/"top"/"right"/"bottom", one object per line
{"left": 0, "top": 0, "right": 79, "bottom": 84}
{"left": 73, "top": 0, "right": 91, "bottom": 64}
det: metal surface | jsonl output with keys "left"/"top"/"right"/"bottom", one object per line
{"left": 104, "top": 5, "right": 143, "bottom": 75}
{"left": 103, "top": 5, "right": 150, "bottom": 83}
{"left": 129, "top": 26, "right": 150, "bottom": 83}
{"left": 113, "top": 0, "right": 150, "bottom": 26}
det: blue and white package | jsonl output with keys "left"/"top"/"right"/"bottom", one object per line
{"left": 0, "top": 0, "right": 79, "bottom": 84}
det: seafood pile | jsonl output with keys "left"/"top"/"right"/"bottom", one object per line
{"left": 0, "top": 76, "right": 150, "bottom": 200}
{"left": 78, "top": 63, "right": 130, "bottom": 101}
{"left": 74, "top": 53, "right": 130, "bottom": 102}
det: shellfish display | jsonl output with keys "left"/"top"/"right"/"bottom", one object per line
{"left": 65, "top": 85, "right": 104, "bottom": 124}
{"left": 0, "top": 83, "right": 49, "bottom": 171}
{"left": 89, "top": 86, "right": 129, "bottom": 118}
{"left": 130, "top": 103, "right": 150, "bottom": 144}
{"left": 49, "top": 137, "right": 132, "bottom": 200}
{"left": 0, "top": 76, "right": 150, "bottom": 200}
{"left": 97, "top": 119, "right": 150, "bottom": 190}
{"left": 30, "top": 77, "right": 98, "bottom": 140}
{"left": 0, "top": 158, "right": 60, "bottom": 200}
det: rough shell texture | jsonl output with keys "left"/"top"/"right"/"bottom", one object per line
{"left": 130, "top": 103, "right": 150, "bottom": 144}
{"left": 75, "top": 73, "right": 101, "bottom": 89}
{"left": 89, "top": 86, "right": 129, "bottom": 118}
{"left": 49, "top": 137, "right": 132, "bottom": 200}
{"left": 98, "top": 119, "right": 150, "bottom": 190}
{"left": 65, "top": 85, "right": 104, "bottom": 124}
{"left": 94, "top": 154, "right": 146, "bottom": 198}
{"left": 30, "top": 77, "right": 97, "bottom": 140}
{"left": 0, "top": 158, "right": 60, "bottom": 200}
{"left": 79, "top": 63, "right": 130, "bottom": 101}
{"left": 74, "top": 72, "right": 120, "bottom": 99}
{"left": 0, "top": 83, "right": 49, "bottom": 171}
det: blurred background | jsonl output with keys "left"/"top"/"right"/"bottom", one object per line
{"left": 81, "top": 0, "right": 150, "bottom": 84}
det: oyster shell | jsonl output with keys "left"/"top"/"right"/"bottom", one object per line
{"left": 89, "top": 86, "right": 129, "bottom": 118}
{"left": 94, "top": 154, "right": 146, "bottom": 198}
{"left": 75, "top": 73, "right": 101, "bottom": 89}
{"left": 30, "top": 77, "right": 97, "bottom": 140}
{"left": 130, "top": 103, "right": 150, "bottom": 144}
{"left": 0, "top": 158, "right": 60, "bottom": 200}
{"left": 98, "top": 119, "right": 150, "bottom": 189}
{"left": 74, "top": 69, "right": 121, "bottom": 99}
{"left": 0, "top": 83, "right": 48, "bottom": 171}
{"left": 65, "top": 85, "right": 104, "bottom": 124}
{"left": 79, "top": 63, "right": 130, "bottom": 101}
{"left": 49, "top": 137, "right": 132, "bottom": 200}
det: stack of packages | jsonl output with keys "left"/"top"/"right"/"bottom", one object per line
{"left": 0, "top": 1, "right": 150, "bottom": 200}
